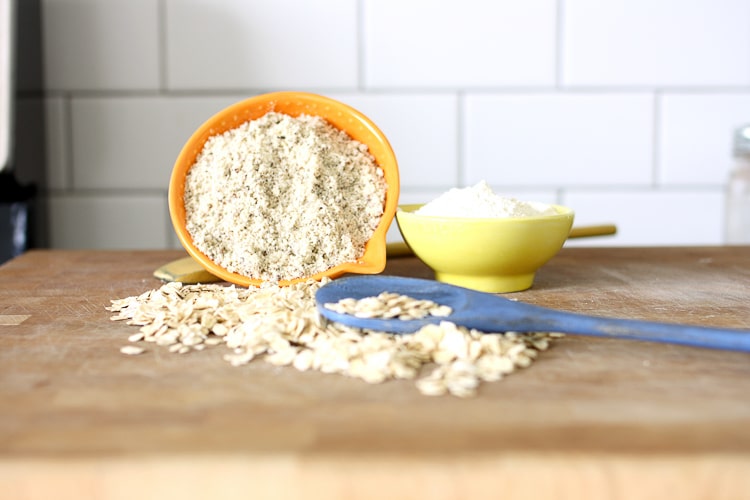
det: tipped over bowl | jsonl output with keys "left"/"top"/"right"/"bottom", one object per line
{"left": 169, "top": 92, "right": 400, "bottom": 287}
{"left": 396, "top": 204, "right": 574, "bottom": 293}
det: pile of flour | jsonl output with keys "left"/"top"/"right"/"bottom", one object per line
{"left": 414, "top": 181, "right": 557, "bottom": 218}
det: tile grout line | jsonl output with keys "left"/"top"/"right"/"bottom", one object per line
{"left": 456, "top": 91, "right": 465, "bottom": 187}
{"left": 63, "top": 93, "right": 75, "bottom": 191}
{"left": 356, "top": 0, "right": 366, "bottom": 91}
{"left": 32, "top": 86, "right": 750, "bottom": 99}
{"left": 555, "top": 0, "right": 564, "bottom": 89}
{"left": 651, "top": 90, "right": 661, "bottom": 188}
{"left": 157, "top": 0, "right": 168, "bottom": 93}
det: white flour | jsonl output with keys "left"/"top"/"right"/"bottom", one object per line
{"left": 415, "top": 181, "right": 557, "bottom": 218}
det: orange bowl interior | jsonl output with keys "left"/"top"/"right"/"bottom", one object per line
{"left": 168, "top": 91, "right": 400, "bottom": 287}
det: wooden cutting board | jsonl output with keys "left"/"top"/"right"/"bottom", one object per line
{"left": 1, "top": 247, "right": 749, "bottom": 499}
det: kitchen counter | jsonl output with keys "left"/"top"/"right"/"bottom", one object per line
{"left": 1, "top": 247, "right": 749, "bottom": 499}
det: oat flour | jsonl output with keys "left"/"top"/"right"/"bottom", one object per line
{"left": 184, "top": 112, "right": 387, "bottom": 282}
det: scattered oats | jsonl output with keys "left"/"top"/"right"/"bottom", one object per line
{"left": 120, "top": 345, "right": 145, "bottom": 356}
{"left": 415, "top": 368, "right": 448, "bottom": 397}
{"left": 292, "top": 349, "right": 315, "bottom": 371}
{"left": 128, "top": 332, "right": 144, "bottom": 343}
{"left": 212, "top": 323, "right": 229, "bottom": 336}
{"left": 266, "top": 347, "right": 298, "bottom": 367}
{"left": 107, "top": 280, "right": 561, "bottom": 397}
{"left": 514, "top": 354, "right": 533, "bottom": 368}
{"left": 156, "top": 334, "right": 179, "bottom": 347}
{"left": 445, "top": 371, "right": 479, "bottom": 398}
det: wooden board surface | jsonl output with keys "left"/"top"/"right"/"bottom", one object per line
{"left": 1, "top": 248, "right": 750, "bottom": 499}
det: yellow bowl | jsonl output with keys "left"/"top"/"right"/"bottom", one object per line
{"left": 169, "top": 92, "right": 400, "bottom": 287}
{"left": 396, "top": 204, "right": 574, "bottom": 293}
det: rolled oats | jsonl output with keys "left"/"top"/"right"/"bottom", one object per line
{"left": 324, "top": 291, "right": 453, "bottom": 320}
{"left": 120, "top": 345, "right": 145, "bottom": 356}
{"left": 108, "top": 282, "right": 559, "bottom": 397}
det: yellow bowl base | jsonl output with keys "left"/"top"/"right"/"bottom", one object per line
{"left": 434, "top": 272, "right": 535, "bottom": 293}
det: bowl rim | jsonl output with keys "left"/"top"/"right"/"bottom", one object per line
{"left": 168, "top": 91, "right": 400, "bottom": 287}
{"left": 396, "top": 203, "right": 575, "bottom": 223}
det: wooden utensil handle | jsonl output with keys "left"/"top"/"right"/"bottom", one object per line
{"left": 568, "top": 224, "right": 617, "bottom": 239}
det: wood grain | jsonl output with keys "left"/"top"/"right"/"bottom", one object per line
{"left": 1, "top": 248, "right": 749, "bottom": 499}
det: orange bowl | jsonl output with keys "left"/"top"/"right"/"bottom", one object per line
{"left": 168, "top": 92, "right": 400, "bottom": 287}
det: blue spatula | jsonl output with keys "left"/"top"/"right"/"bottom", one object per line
{"left": 315, "top": 276, "right": 750, "bottom": 352}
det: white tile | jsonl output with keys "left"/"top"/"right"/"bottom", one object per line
{"left": 463, "top": 93, "right": 654, "bottom": 186}
{"left": 165, "top": 0, "right": 357, "bottom": 89}
{"left": 658, "top": 93, "right": 750, "bottom": 186}
{"left": 71, "top": 95, "right": 246, "bottom": 190}
{"left": 562, "top": 0, "right": 750, "bottom": 87}
{"left": 328, "top": 93, "right": 458, "bottom": 188}
{"left": 364, "top": 0, "right": 556, "bottom": 88}
{"left": 488, "top": 187, "right": 558, "bottom": 206}
{"left": 167, "top": 228, "right": 183, "bottom": 250}
{"left": 41, "top": 0, "right": 160, "bottom": 90}
{"left": 48, "top": 194, "right": 169, "bottom": 249}
{"left": 561, "top": 189, "right": 724, "bottom": 246}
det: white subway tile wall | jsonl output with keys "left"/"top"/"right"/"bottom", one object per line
{"left": 19, "top": 0, "right": 750, "bottom": 250}
{"left": 328, "top": 93, "right": 459, "bottom": 188}
{"left": 364, "top": 0, "right": 557, "bottom": 87}
{"left": 165, "top": 0, "right": 358, "bottom": 90}
{"left": 562, "top": 0, "right": 750, "bottom": 87}
{"left": 562, "top": 189, "right": 725, "bottom": 246}
{"left": 659, "top": 93, "right": 750, "bottom": 185}
{"left": 48, "top": 194, "right": 170, "bottom": 249}
{"left": 463, "top": 93, "right": 654, "bottom": 186}
{"left": 41, "top": 0, "right": 161, "bottom": 91}
{"left": 70, "top": 95, "right": 245, "bottom": 190}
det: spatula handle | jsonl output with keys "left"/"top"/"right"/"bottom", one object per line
{"left": 472, "top": 304, "right": 750, "bottom": 353}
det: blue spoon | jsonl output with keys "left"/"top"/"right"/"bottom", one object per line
{"left": 315, "top": 276, "right": 750, "bottom": 352}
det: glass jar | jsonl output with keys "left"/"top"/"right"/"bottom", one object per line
{"left": 725, "top": 124, "right": 750, "bottom": 244}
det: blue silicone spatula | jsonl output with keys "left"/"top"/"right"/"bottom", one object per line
{"left": 315, "top": 276, "right": 750, "bottom": 352}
